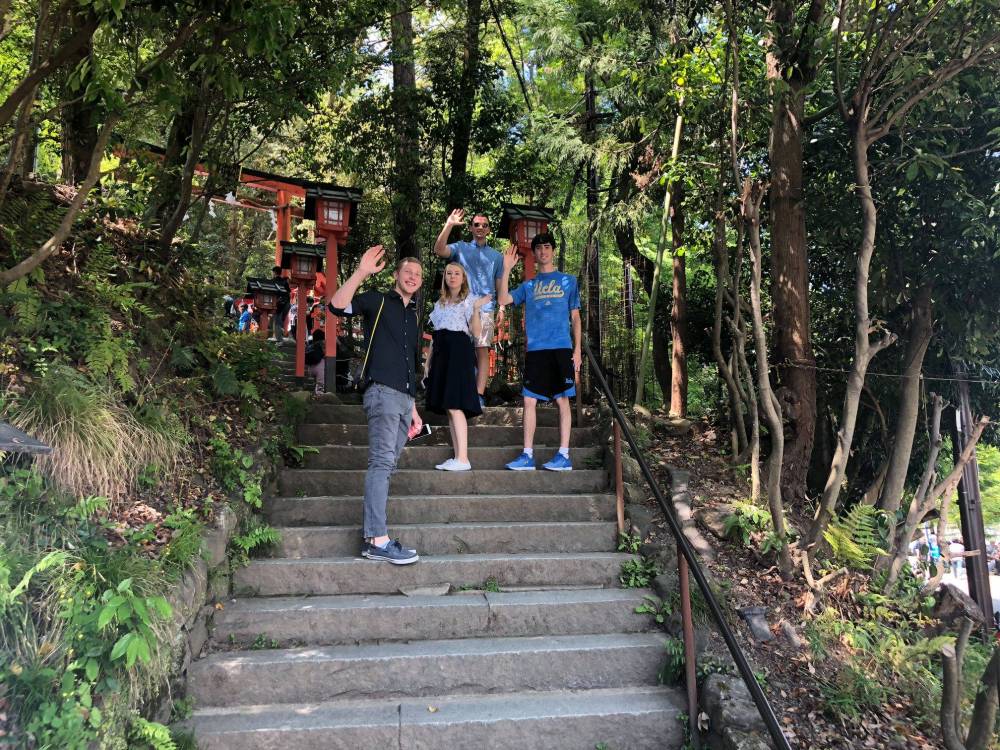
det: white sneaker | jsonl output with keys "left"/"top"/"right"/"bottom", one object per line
{"left": 435, "top": 458, "right": 471, "bottom": 471}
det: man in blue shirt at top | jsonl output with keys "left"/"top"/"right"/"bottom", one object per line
{"left": 497, "top": 233, "right": 581, "bottom": 471}
{"left": 434, "top": 208, "right": 504, "bottom": 404}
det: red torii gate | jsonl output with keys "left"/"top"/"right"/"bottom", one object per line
{"left": 130, "top": 144, "right": 362, "bottom": 390}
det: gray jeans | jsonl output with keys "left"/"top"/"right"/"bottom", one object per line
{"left": 362, "top": 383, "right": 413, "bottom": 538}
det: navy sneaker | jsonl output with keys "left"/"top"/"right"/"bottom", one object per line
{"left": 543, "top": 452, "right": 573, "bottom": 472}
{"left": 362, "top": 539, "right": 419, "bottom": 565}
{"left": 506, "top": 452, "right": 536, "bottom": 471}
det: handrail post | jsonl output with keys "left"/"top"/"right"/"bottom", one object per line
{"left": 679, "top": 554, "right": 700, "bottom": 749}
{"left": 582, "top": 338, "right": 792, "bottom": 750}
{"left": 613, "top": 421, "right": 625, "bottom": 535}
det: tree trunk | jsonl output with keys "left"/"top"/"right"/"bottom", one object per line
{"left": 669, "top": 183, "right": 687, "bottom": 417}
{"left": 390, "top": 0, "right": 422, "bottom": 260}
{"left": 0, "top": 10, "right": 98, "bottom": 130}
{"left": 0, "top": 114, "right": 117, "bottom": 285}
{"left": 805, "top": 118, "right": 897, "bottom": 552}
{"left": 446, "top": 0, "right": 482, "bottom": 211}
{"left": 875, "top": 283, "right": 934, "bottom": 542}
{"left": 743, "top": 180, "right": 792, "bottom": 576}
{"left": 613, "top": 212, "right": 671, "bottom": 399}
{"left": 711, "top": 209, "right": 748, "bottom": 456}
{"left": 60, "top": 33, "right": 98, "bottom": 184}
{"left": 145, "top": 91, "right": 212, "bottom": 256}
{"left": 767, "top": 41, "right": 817, "bottom": 510}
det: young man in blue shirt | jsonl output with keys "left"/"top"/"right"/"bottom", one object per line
{"left": 497, "top": 233, "right": 581, "bottom": 471}
{"left": 434, "top": 208, "right": 504, "bottom": 404}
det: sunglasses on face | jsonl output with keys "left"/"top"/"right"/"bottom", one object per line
{"left": 472, "top": 222, "right": 489, "bottom": 228}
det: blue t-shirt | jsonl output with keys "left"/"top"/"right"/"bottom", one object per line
{"left": 448, "top": 240, "right": 503, "bottom": 312}
{"left": 510, "top": 271, "right": 580, "bottom": 351}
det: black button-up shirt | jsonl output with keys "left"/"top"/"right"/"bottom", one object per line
{"left": 329, "top": 289, "right": 421, "bottom": 396}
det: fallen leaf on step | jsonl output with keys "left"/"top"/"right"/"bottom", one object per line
{"left": 427, "top": 706, "right": 438, "bottom": 713}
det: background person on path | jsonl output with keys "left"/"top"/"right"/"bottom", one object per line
{"left": 434, "top": 208, "right": 503, "bottom": 406}
{"left": 268, "top": 265, "right": 291, "bottom": 343}
{"left": 423, "top": 262, "right": 491, "bottom": 471}
{"left": 328, "top": 245, "right": 423, "bottom": 565}
{"left": 497, "top": 234, "right": 581, "bottom": 472}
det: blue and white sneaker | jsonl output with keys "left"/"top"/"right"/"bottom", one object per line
{"left": 543, "top": 452, "right": 573, "bottom": 472}
{"left": 506, "top": 452, "right": 536, "bottom": 471}
{"left": 362, "top": 539, "right": 419, "bottom": 565}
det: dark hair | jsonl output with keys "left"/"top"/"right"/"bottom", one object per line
{"left": 272, "top": 265, "right": 282, "bottom": 275}
{"left": 311, "top": 329, "right": 325, "bottom": 342}
{"left": 531, "top": 232, "right": 555, "bottom": 251}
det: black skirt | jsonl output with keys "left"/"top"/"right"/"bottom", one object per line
{"left": 425, "top": 329, "right": 482, "bottom": 418}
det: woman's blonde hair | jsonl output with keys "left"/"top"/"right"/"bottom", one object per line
{"left": 438, "top": 262, "right": 470, "bottom": 304}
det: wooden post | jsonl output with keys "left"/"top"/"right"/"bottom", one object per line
{"left": 952, "top": 361, "right": 994, "bottom": 635}
{"left": 275, "top": 189, "right": 290, "bottom": 265}
{"left": 295, "top": 282, "right": 307, "bottom": 381}
{"left": 323, "top": 231, "right": 341, "bottom": 392}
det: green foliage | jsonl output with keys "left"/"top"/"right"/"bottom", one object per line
{"left": 823, "top": 504, "right": 888, "bottom": 570}
{"left": 483, "top": 576, "right": 502, "bottom": 593}
{"left": 617, "top": 530, "right": 643, "bottom": 553}
{"left": 635, "top": 593, "right": 671, "bottom": 626}
{"left": 230, "top": 516, "right": 281, "bottom": 563}
{"left": 128, "top": 716, "right": 178, "bottom": 750}
{"left": 207, "top": 431, "right": 263, "bottom": 508}
{"left": 659, "top": 636, "right": 686, "bottom": 684}
{"left": 0, "top": 471, "right": 181, "bottom": 749}
{"left": 722, "top": 500, "right": 772, "bottom": 547}
{"left": 619, "top": 557, "right": 660, "bottom": 588}
{"left": 5, "top": 366, "right": 184, "bottom": 501}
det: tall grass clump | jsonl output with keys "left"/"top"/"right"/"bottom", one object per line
{"left": 4, "top": 367, "right": 186, "bottom": 505}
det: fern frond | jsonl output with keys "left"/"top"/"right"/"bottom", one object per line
{"left": 824, "top": 504, "right": 887, "bottom": 569}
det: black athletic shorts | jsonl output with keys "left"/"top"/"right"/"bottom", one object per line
{"left": 522, "top": 348, "right": 576, "bottom": 401}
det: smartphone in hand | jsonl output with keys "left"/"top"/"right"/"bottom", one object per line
{"left": 408, "top": 423, "right": 432, "bottom": 441}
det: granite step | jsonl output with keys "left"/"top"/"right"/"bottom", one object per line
{"left": 301, "top": 444, "right": 604, "bottom": 470}
{"left": 278, "top": 468, "right": 608, "bottom": 497}
{"left": 297, "top": 423, "right": 597, "bottom": 447}
{"left": 275, "top": 521, "right": 618, "bottom": 558}
{"left": 186, "top": 686, "right": 685, "bottom": 750}
{"left": 304, "top": 403, "right": 592, "bottom": 427}
{"left": 188, "top": 632, "right": 667, "bottom": 708}
{"left": 210, "top": 588, "right": 655, "bottom": 648}
{"left": 264, "top": 493, "right": 617, "bottom": 526}
{"left": 233, "top": 552, "right": 634, "bottom": 597}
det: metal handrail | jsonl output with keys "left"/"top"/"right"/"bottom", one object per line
{"left": 584, "top": 339, "right": 793, "bottom": 750}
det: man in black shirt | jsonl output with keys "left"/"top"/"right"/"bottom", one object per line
{"left": 269, "top": 265, "right": 291, "bottom": 343}
{"left": 328, "top": 245, "right": 423, "bottom": 565}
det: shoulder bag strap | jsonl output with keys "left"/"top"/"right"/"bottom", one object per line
{"left": 360, "top": 295, "right": 386, "bottom": 380}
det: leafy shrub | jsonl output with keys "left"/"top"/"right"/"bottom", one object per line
{"left": 722, "top": 500, "right": 771, "bottom": 547}
{"left": 620, "top": 557, "right": 660, "bottom": 588}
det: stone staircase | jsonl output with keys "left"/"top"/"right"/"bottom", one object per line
{"left": 185, "top": 398, "right": 684, "bottom": 749}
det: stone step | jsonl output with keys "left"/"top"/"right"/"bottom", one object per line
{"left": 297, "top": 423, "right": 597, "bottom": 447}
{"left": 304, "top": 403, "right": 592, "bottom": 427}
{"left": 275, "top": 521, "right": 618, "bottom": 558}
{"left": 188, "top": 632, "right": 667, "bottom": 708}
{"left": 302, "top": 444, "right": 604, "bottom": 470}
{"left": 187, "top": 686, "right": 685, "bottom": 750}
{"left": 265, "top": 493, "right": 617, "bottom": 526}
{"left": 234, "top": 552, "right": 634, "bottom": 596}
{"left": 278, "top": 468, "right": 608, "bottom": 497}
{"left": 211, "top": 588, "right": 655, "bottom": 648}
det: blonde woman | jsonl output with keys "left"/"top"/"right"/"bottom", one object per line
{"left": 423, "top": 262, "right": 491, "bottom": 470}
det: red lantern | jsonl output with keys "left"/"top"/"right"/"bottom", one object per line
{"left": 280, "top": 242, "right": 325, "bottom": 283}
{"left": 498, "top": 203, "right": 557, "bottom": 280}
